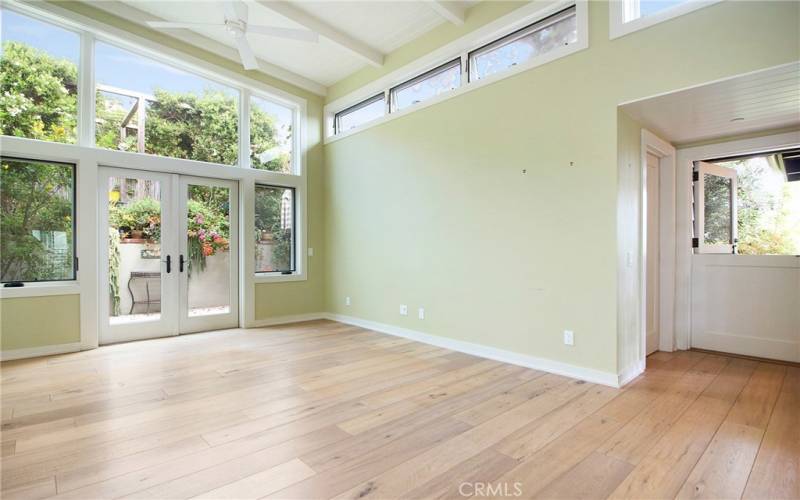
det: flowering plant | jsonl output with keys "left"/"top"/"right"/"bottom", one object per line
{"left": 186, "top": 199, "right": 229, "bottom": 274}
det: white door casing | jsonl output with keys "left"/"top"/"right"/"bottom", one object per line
{"left": 645, "top": 153, "right": 660, "bottom": 355}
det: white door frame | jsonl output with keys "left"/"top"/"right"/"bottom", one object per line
{"left": 674, "top": 130, "right": 800, "bottom": 350}
{"left": 639, "top": 129, "right": 677, "bottom": 367}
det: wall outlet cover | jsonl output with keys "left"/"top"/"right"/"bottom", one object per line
{"left": 564, "top": 330, "right": 574, "bottom": 346}
{"left": 345, "top": 296, "right": 351, "bottom": 306}
{"left": 400, "top": 304, "right": 408, "bottom": 316}
{"left": 418, "top": 307, "right": 425, "bottom": 319}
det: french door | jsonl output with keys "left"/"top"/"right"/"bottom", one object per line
{"left": 99, "top": 167, "right": 239, "bottom": 344}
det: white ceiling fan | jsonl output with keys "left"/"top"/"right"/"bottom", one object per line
{"left": 146, "top": 0, "right": 318, "bottom": 71}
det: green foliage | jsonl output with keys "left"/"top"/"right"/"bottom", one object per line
{"left": 145, "top": 89, "right": 239, "bottom": 164}
{"left": 0, "top": 158, "right": 73, "bottom": 281}
{"left": 255, "top": 187, "right": 292, "bottom": 271}
{"left": 187, "top": 197, "right": 230, "bottom": 274}
{"left": 728, "top": 158, "right": 798, "bottom": 255}
{"left": 0, "top": 41, "right": 77, "bottom": 143}
{"left": 108, "top": 198, "right": 161, "bottom": 241}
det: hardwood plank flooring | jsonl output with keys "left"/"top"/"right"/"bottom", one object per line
{"left": 0, "top": 320, "right": 794, "bottom": 499}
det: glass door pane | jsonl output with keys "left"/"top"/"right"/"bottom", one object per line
{"left": 100, "top": 168, "right": 178, "bottom": 344}
{"left": 179, "top": 177, "right": 238, "bottom": 333}
{"left": 694, "top": 161, "right": 738, "bottom": 254}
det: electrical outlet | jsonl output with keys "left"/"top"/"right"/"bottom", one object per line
{"left": 345, "top": 296, "right": 351, "bottom": 306}
{"left": 563, "top": 330, "right": 574, "bottom": 346}
{"left": 418, "top": 307, "right": 425, "bottom": 320}
{"left": 400, "top": 304, "right": 408, "bottom": 316}
{"left": 308, "top": 247, "right": 314, "bottom": 257}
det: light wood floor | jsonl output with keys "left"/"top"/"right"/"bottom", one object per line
{"left": 1, "top": 320, "right": 797, "bottom": 500}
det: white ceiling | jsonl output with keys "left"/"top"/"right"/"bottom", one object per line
{"left": 93, "top": 1, "right": 476, "bottom": 94}
{"left": 621, "top": 62, "right": 800, "bottom": 145}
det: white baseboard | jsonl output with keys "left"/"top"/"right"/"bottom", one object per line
{"left": 618, "top": 360, "right": 645, "bottom": 387}
{"left": 3, "top": 314, "right": 632, "bottom": 389}
{"left": 249, "top": 313, "right": 327, "bottom": 328}
{"left": 1, "top": 341, "right": 85, "bottom": 361}
{"left": 323, "top": 313, "right": 621, "bottom": 388}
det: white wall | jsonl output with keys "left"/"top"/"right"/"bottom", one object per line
{"left": 691, "top": 255, "right": 799, "bottom": 362}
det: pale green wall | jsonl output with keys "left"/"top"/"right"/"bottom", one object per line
{"left": 1, "top": 295, "right": 81, "bottom": 350}
{"left": 323, "top": 1, "right": 800, "bottom": 375}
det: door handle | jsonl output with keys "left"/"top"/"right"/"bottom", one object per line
{"left": 179, "top": 254, "right": 185, "bottom": 273}
{"left": 164, "top": 255, "right": 171, "bottom": 274}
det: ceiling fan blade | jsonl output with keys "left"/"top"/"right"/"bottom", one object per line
{"left": 147, "top": 21, "right": 224, "bottom": 29}
{"left": 224, "top": 0, "right": 248, "bottom": 22}
{"left": 247, "top": 25, "right": 319, "bottom": 43}
{"left": 234, "top": 36, "right": 259, "bottom": 70}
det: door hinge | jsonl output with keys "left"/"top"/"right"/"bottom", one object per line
{"left": 75, "top": 257, "right": 79, "bottom": 272}
{"left": 692, "top": 237, "right": 699, "bottom": 248}
{"left": 692, "top": 171, "right": 699, "bottom": 182}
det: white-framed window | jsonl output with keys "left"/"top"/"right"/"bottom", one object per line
{"left": 0, "top": 156, "right": 77, "bottom": 284}
{"left": 255, "top": 184, "right": 296, "bottom": 275}
{"left": 334, "top": 93, "right": 386, "bottom": 134}
{"left": 609, "top": 0, "right": 723, "bottom": 40}
{"left": 325, "top": 1, "right": 588, "bottom": 141}
{"left": 468, "top": 5, "right": 577, "bottom": 82}
{"left": 390, "top": 58, "right": 462, "bottom": 113}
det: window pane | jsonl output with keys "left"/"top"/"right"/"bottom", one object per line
{"left": 1, "top": 157, "right": 75, "bottom": 282}
{"left": 470, "top": 7, "right": 577, "bottom": 81}
{"left": 335, "top": 95, "right": 385, "bottom": 133}
{"left": 713, "top": 155, "right": 800, "bottom": 255}
{"left": 250, "top": 96, "right": 294, "bottom": 173}
{"left": 629, "top": 0, "right": 689, "bottom": 21}
{"left": 107, "top": 176, "right": 162, "bottom": 324}
{"left": 255, "top": 185, "right": 294, "bottom": 273}
{"left": 1, "top": 9, "right": 79, "bottom": 144}
{"left": 95, "top": 42, "right": 239, "bottom": 165}
{"left": 186, "top": 184, "right": 231, "bottom": 317}
{"left": 392, "top": 60, "right": 461, "bottom": 112}
{"left": 703, "top": 173, "right": 732, "bottom": 246}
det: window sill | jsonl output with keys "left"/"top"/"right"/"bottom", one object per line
{"left": 0, "top": 282, "right": 80, "bottom": 299}
{"left": 609, "top": 0, "right": 723, "bottom": 40}
{"left": 254, "top": 273, "right": 306, "bottom": 284}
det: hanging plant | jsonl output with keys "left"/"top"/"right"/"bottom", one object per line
{"left": 186, "top": 199, "right": 229, "bottom": 276}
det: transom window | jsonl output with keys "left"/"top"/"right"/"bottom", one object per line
{"left": 95, "top": 41, "right": 240, "bottom": 165}
{"left": 250, "top": 95, "right": 294, "bottom": 174}
{"left": 1, "top": 5, "right": 303, "bottom": 174}
{"left": 469, "top": 6, "right": 577, "bottom": 82}
{"left": 1, "top": 9, "right": 80, "bottom": 144}
{"left": 623, "top": 0, "right": 690, "bottom": 22}
{"left": 334, "top": 94, "right": 385, "bottom": 134}
{"left": 329, "top": 2, "right": 585, "bottom": 138}
{"left": 390, "top": 59, "right": 461, "bottom": 112}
